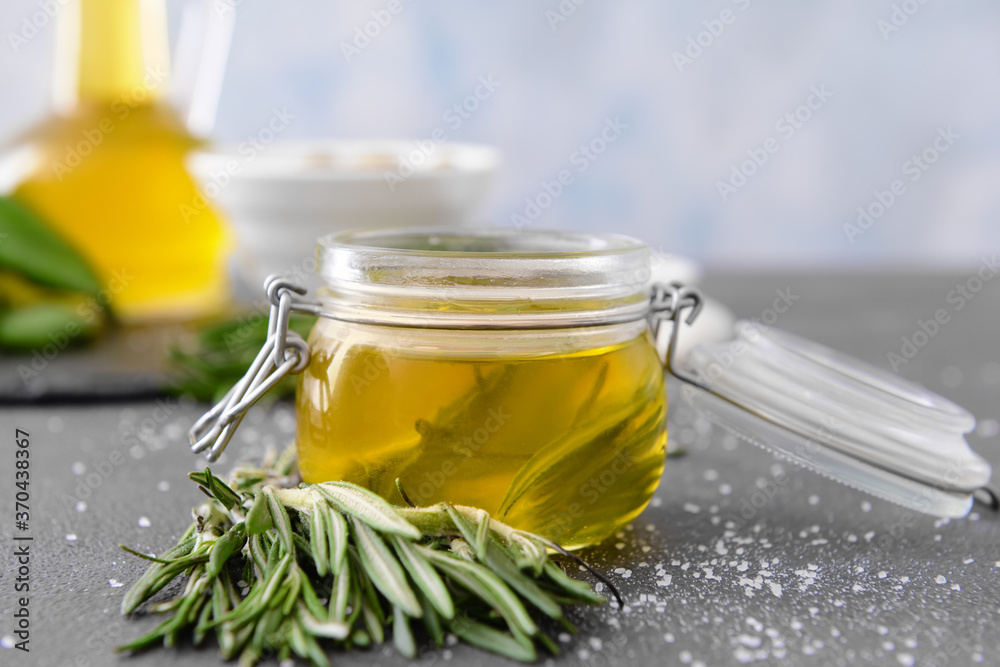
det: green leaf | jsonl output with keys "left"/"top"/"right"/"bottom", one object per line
{"left": 444, "top": 504, "right": 485, "bottom": 559}
{"left": 543, "top": 561, "right": 607, "bottom": 605}
{"left": 484, "top": 539, "right": 563, "bottom": 620}
{"left": 120, "top": 537, "right": 197, "bottom": 614}
{"left": 262, "top": 487, "right": 294, "bottom": 554}
{"left": 0, "top": 196, "right": 101, "bottom": 294}
{"left": 390, "top": 536, "right": 454, "bottom": 619}
{"left": 329, "top": 567, "right": 351, "bottom": 623}
{"left": 352, "top": 520, "right": 422, "bottom": 618}
{"left": 188, "top": 469, "right": 242, "bottom": 511}
{"left": 208, "top": 470, "right": 242, "bottom": 511}
{"left": 392, "top": 605, "right": 417, "bottom": 658}
{"left": 244, "top": 490, "right": 273, "bottom": 535}
{"left": 417, "top": 589, "right": 445, "bottom": 647}
{"left": 360, "top": 599, "right": 384, "bottom": 645}
{"left": 0, "top": 303, "right": 100, "bottom": 349}
{"left": 421, "top": 547, "right": 537, "bottom": 637}
{"left": 449, "top": 617, "right": 538, "bottom": 662}
{"left": 299, "top": 603, "right": 350, "bottom": 640}
{"left": 313, "top": 482, "right": 420, "bottom": 540}
{"left": 325, "top": 506, "right": 347, "bottom": 576}
{"left": 309, "top": 502, "right": 330, "bottom": 577}
{"left": 207, "top": 523, "right": 246, "bottom": 578}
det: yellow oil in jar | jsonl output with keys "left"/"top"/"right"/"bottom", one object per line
{"left": 6, "top": 0, "right": 230, "bottom": 320}
{"left": 296, "top": 319, "right": 667, "bottom": 548}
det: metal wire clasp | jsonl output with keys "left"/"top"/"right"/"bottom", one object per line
{"left": 188, "top": 275, "right": 314, "bottom": 461}
{"left": 648, "top": 282, "right": 704, "bottom": 386}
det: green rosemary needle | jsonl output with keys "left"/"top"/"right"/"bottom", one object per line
{"left": 118, "top": 454, "right": 611, "bottom": 665}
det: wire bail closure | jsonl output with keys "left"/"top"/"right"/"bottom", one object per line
{"left": 188, "top": 275, "right": 313, "bottom": 461}
{"left": 647, "top": 281, "right": 704, "bottom": 384}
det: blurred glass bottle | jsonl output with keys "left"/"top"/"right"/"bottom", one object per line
{"left": 1, "top": 0, "right": 234, "bottom": 320}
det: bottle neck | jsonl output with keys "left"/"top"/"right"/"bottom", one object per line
{"left": 54, "top": 0, "right": 170, "bottom": 111}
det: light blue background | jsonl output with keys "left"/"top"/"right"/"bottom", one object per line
{"left": 3, "top": 0, "right": 999, "bottom": 269}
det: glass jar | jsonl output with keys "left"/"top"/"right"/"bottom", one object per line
{"left": 294, "top": 228, "right": 666, "bottom": 548}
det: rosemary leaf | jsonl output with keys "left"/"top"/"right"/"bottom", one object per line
{"left": 314, "top": 482, "right": 421, "bottom": 539}
{"left": 420, "top": 547, "right": 538, "bottom": 637}
{"left": 309, "top": 501, "right": 330, "bottom": 577}
{"left": 207, "top": 523, "right": 246, "bottom": 578}
{"left": 119, "top": 536, "right": 197, "bottom": 615}
{"left": 450, "top": 616, "right": 538, "bottom": 662}
{"left": 299, "top": 604, "right": 350, "bottom": 639}
{"left": 352, "top": 519, "right": 423, "bottom": 618}
{"left": 262, "top": 487, "right": 294, "bottom": 554}
{"left": 329, "top": 566, "right": 351, "bottom": 623}
{"left": 390, "top": 535, "right": 455, "bottom": 620}
{"left": 483, "top": 539, "right": 563, "bottom": 620}
{"left": 416, "top": 589, "right": 445, "bottom": 647}
{"left": 392, "top": 605, "right": 417, "bottom": 658}
{"left": 244, "top": 490, "right": 272, "bottom": 535}
{"left": 324, "top": 504, "right": 348, "bottom": 575}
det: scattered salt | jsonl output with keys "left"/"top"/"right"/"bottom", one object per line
{"left": 735, "top": 634, "right": 761, "bottom": 648}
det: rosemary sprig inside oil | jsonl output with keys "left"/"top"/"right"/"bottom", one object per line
{"left": 117, "top": 451, "right": 611, "bottom": 665}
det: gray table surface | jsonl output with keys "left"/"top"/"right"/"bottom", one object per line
{"left": 1, "top": 273, "right": 998, "bottom": 667}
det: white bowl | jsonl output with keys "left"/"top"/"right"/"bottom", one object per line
{"left": 188, "top": 140, "right": 500, "bottom": 292}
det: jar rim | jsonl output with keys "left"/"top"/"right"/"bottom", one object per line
{"left": 314, "top": 227, "right": 653, "bottom": 329}
{"left": 318, "top": 227, "right": 648, "bottom": 259}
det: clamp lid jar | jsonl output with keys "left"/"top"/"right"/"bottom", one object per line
{"left": 297, "top": 228, "right": 669, "bottom": 549}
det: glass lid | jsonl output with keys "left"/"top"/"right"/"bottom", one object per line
{"left": 672, "top": 319, "right": 992, "bottom": 518}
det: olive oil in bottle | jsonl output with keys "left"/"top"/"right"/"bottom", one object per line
{"left": 4, "top": 0, "right": 231, "bottom": 320}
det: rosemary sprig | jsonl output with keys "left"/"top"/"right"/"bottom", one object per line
{"left": 118, "top": 455, "right": 610, "bottom": 665}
